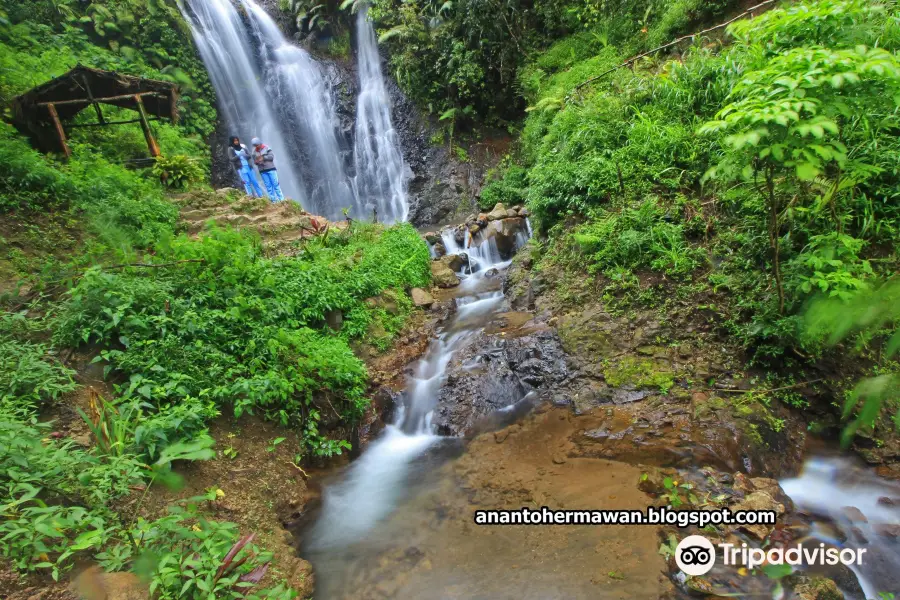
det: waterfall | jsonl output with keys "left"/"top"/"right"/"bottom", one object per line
{"left": 181, "top": 0, "right": 410, "bottom": 222}
{"left": 352, "top": 7, "right": 409, "bottom": 224}
{"left": 179, "top": 0, "right": 307, "bottom": 204}
{"left": 240, "top": 0, "right": 355, "bottom": 220}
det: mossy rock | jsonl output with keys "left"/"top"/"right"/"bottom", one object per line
{"left": 603, "top": 356, "right": 674, "bottom": 393}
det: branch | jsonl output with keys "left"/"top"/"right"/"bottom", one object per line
{"left": 98, "top": 259, "right": 206, "bottom": 271}
{"left": 709, "top": 379, "right": 824, "bottom": 395}
{"left": 571, "top": 0, "right": 778, "bottom": 93}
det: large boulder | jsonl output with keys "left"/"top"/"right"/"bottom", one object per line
{"left": 430, "top": 259, "right": 460, "bottom": 288}
{"left": 487, "top": 203, "right": 507, "bottom": 221}
{"left": 432, "top": 329, "right": 568, "bottom": 435}
{"left": 476, "top": 217, "right": 527, "bottom": 259}
{"left": 411, "top": 287, "right": 435, "bottom": 308}
{"left": 443, "top": 253, "right": 465, "bottom": 272}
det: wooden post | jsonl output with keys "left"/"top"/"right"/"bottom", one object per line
{"left": 46, "top": 103, "right": 71, "bottom": 159}
{"left": 134, "top": 95, "right": 161, "bottom": 157}
{"left": 82, "top": 75, "right": 106, "bottom": 125}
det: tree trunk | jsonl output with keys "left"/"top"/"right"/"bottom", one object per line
{"left": 766, "top": 167, "right": 785, "bottom": 314}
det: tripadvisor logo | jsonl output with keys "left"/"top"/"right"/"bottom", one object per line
{"left": 674, "top": 534, "right": 868, "bottom": 577}
{"left": 675, "top": 535, "right": 716, "bottom": 576}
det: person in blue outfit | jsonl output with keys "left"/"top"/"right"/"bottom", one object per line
{"left": 251, "top": 137, "right": 285, "bottom": 202}
{"left": 228, "top": 136, "right": 263, "bottom": 198}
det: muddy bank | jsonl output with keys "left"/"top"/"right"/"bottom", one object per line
{"left": 141, "top": 416, "right": 315, "bottom": 597}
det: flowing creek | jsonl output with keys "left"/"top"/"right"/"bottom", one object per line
{"left": 299, "top": 227, "right": 667, "bottom": 598}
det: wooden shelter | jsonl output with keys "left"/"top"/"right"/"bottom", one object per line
{"left": 11, "top": 66, "right": 179, "bottom": 159}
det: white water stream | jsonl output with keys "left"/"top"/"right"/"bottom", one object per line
{"left": 781, "top": 457, "right": 900, "bottom": 598}
{"left": 305, "top": 246, "right": 511, "bottom": 553}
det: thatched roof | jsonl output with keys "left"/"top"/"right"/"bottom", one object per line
{"left": 12, "top": 65, "right": 178, "bottom": 123}
{"left": 10, "top": 65, "right": 179, "bottom": 157}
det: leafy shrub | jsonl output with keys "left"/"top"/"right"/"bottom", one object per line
{"left": 154, "top": 155, "right": 207, "bottom": 191}
{"left": 520, "top": 0, "right": 900, "bottom": 361}
{"left": 56, "top": 223, "right": 430, "bottom": 455}
{"left": 570, "top": 199, "right": 702, "bottom": 278}
{"left": 0, "top": 337, "right": 77, "bottom": 415}
{"left": 479, "top": 166, "right": 528, "bottom": 211}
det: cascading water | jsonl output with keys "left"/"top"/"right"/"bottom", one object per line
{"left": 302, "top": 227, "right": 524, "bottom": 571}
{"left": 179, "top": 0, "right": 306, "bottom": 204}
{"left": 240, "top": 0, "right": 355, "bottom": 219}
{"left": 352, "top": 6, "right": 410, "bottom": 223}
{"left": 781, "top": 457, "right": 900, "bottom": 598}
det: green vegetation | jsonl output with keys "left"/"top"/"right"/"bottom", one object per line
{"left": 370, "top": 0, "right": 733, "bottom": 124}
{"left": 510, "top": 0, "right": 900, "bottom": 440}
{"left": 0, "top": 1, "right": 433, "bottom": 594}
{"left": 603, "top": 356, "right": 674, "bottom": 393}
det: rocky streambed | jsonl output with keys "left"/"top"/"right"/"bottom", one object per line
{"left": 292, "top": 216, "right": 900, "bottom": 600}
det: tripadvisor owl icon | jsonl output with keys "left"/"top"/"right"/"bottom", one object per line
{"left": 675, "top": 535, "right": 716, "bottom": 576}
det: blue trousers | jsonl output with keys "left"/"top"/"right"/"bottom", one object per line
{"left": 260, "top": 170, "right": 285, "bottom": 202}
{"left": 239, "top": 166, "right": 264, "bottom": 197}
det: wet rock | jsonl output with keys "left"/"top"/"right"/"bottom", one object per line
{"left": 477, "top": 218, "right": 527, "bottom": 260}
{"left": 731, "top": 491, "right": 784, "bottom": 539}
{"left": 443, "top": 253, "right": 465, "bottom": 272}
{"left": 874, "top": 523, "right": 900, "bottom": 538}
{"left": 584, "top": 427, "right": 610, "bottom": 440}
{"left": 506, "top": 209, "right": 518, "bottom": 218}
{"left": 611, "top": 388, "right": 653, "bottom": 404}
{"left": 433, "top": 330, "right": 568, "bottom": 436}
{"left": 430, "top": 259, "right": 460, "bottom": 288}
{"left": 749, "top": 477, "right": 787, "bottom": 503}
{"left": 454, "top": 227, "right": 466, "bottom": 244}
{"left": 433, "top": 242, "right": 447, "bottom": 257}
{"left": 411, "top": 288, "right": 435, "bottom": 308}
{"left": 483, "top": 268, "right": 500, "bottom": 279}
{"left": 877, "top": 496, "right": 898, "bottom": 507}
{"left": 841, "top": 506, "right": 868, "bottom": 524}
{"left": 424, "top": 231, "right": 440, "bottom": 244}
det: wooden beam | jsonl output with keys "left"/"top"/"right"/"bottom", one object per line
{"left": 81, "top": 74, "right": 106, "bottom": 125}
{"left": 134, "top": 95, "right": 161, "bottom": 158}
{"left": 46, "top": 103, "right": 71, "bottom": 159}
{"left": 36, "top": 91, "right": 169, "bottom": 108}
{"left": 67, "top": 117, "right": 162, "bottom": 128}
